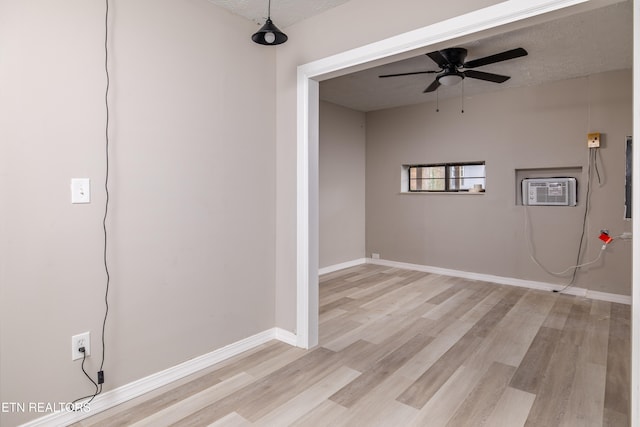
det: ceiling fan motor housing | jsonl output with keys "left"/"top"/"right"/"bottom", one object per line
{"left": 441, "top": 48, "right": 468, "bottom": 66}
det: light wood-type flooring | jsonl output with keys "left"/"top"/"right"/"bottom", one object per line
{"left": 75, "top": 264, "right": 630, "bottom": 426}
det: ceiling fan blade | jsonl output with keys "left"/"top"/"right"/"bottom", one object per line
{"left": 427, "top": 51, "right": 449, "bottom": 68}
{"left": 379, "top": 70, "right": 438, "bottom": 78}
{"left": 463, "top": 70, "right": 510, "bottom": 83}
{"left": 423, "top": 79, "right": 441, "bottom": 93}
{"left": 463, "top": 47, "right": 528, "bottom": 68}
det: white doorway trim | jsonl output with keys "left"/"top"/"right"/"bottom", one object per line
{"left": 297, "top": 0, "right": 637, "bottom": 421}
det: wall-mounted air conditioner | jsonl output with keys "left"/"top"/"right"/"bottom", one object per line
{"left": 522, "top": 177, "right": 577, "bottom": 206}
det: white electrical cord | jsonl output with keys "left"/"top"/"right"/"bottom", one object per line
{"left": 523, "top": 204, "right": 608, "bottom": 277}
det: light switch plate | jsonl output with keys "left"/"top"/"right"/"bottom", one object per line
{"left": 71, "top": 178, "right": 91, "bottom": 204}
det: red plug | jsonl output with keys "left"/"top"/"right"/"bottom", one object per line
{"left": 599, "top": 232, "right": 613, "bottom": 244}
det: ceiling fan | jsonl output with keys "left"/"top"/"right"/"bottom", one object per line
{"left": 379, "top": 47, "right": 528, "bottom": 93}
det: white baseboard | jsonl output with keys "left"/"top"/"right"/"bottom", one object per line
{"left": 366, "top": 258, "right": 631, "bottom": 305}
{"left": 274, "top": 327, "right": 298, "bottom": 346}
{"left": 21, "top": 328, "right": 298, "bottom": 427}
{"left": 23, "top": 256, "right": 628, "bottom": 426}
{"left": 318, "top": 258, "right": 368, "bottom": 275}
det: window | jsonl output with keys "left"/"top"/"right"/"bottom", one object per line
{"left": 408, "top": 162, "right": 486, "bottom": 192}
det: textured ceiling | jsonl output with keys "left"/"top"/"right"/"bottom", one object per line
{"left": 208, "top": 0, "right": 633, "bottom": 113}
{"left": 207, "top": 0, "right": 353, "bottom": 27}
{"left": 321, "top": 1, "right": 633, "bottom": 111}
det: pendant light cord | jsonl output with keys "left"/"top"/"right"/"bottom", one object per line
{"left": 101, "top": 0, "right": 111, "bottom": 378}
{"left": 72, "top": 0, "right": 110, "bottom": 407}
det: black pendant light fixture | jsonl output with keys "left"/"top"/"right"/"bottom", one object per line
{"left": 251, "top": 0, "right": 287, "bottom": 45}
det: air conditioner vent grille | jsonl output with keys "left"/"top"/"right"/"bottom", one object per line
{"left": 522, "top": 178, "right": 577, "bottom": 206}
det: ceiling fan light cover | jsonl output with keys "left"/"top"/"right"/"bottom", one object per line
{"left": 252, "top": 18, "right": 288, "bottom": 45}
{"left": 439, "top": 74, "right": 463, "bottom": 86}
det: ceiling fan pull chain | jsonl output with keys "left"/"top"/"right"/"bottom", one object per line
{"left": 436, "top": 88, "right": 439, "bottom": 112}
{"left": 461, "top": 80, "right": 465, "bottom": 113}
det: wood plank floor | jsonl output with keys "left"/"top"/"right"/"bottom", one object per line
{"left": 74, "top": 265, "right": 630, "bottom": 426}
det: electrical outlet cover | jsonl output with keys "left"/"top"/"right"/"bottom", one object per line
{"left": 71, "top": 332, "right": 91, "bottom": 361}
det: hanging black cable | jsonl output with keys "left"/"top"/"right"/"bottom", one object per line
{"left": 99, "top": 0, "right": 110, "bottom": 385}
{"left": 568, "top": 149, "right": 593, "bottom": 285}
{"left": 594, "top": 147, "right": 602, "bottom": 185}
{"left": 554, "top": 148, "right": 594, "bottom": 293}
{"left": 73, "top": 0, "right": 110, "bottom": 405}
{"left": 71, "top": 349, "right": 99, "bottom": 410}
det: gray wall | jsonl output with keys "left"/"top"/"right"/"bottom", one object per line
{"left": 319, "top": 102, "right": 366, "bottom": 269}
{"left": 0, "top": 1, "right": 276, "bottom": 425}
{"left": 366, "top": 70, "right": 632, "bottom": 296}
{"left": 274, "top": 0, "right": 504, "bottom": 332}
